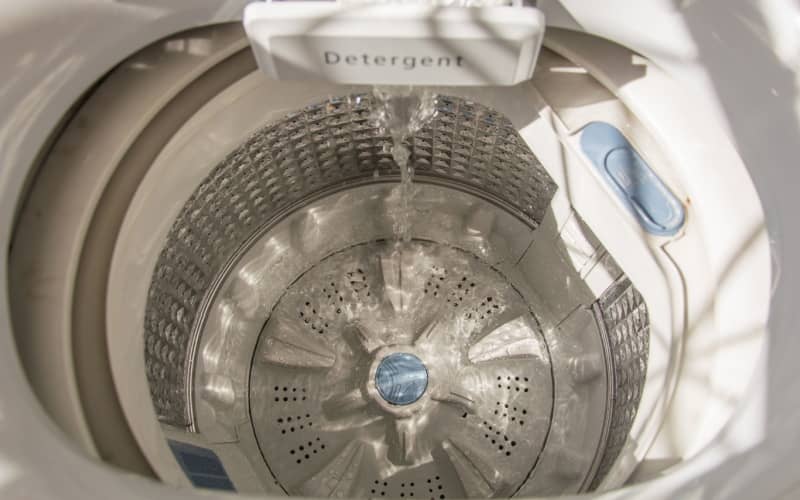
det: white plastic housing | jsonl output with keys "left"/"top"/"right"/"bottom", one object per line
{"left": 243, "top": 2, "right": 545, "bottom": 86}
{"left": 0, "top": 1, "right": 795, "bottom": 499}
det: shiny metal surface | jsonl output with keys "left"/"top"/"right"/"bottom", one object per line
{"left": 188, "top": 181, "right": 543, "bottom": 476}
{"left": 141, "top": 93, "right": 648, "bottom": 496}
{"left": 250, "top": 240, "right": 553, "bottom": 497}
{"left": 184, "top": 179, "right": 631, "bottom": 496}
{"left": 144, "top": 94, "right": 556, "bottom": 427}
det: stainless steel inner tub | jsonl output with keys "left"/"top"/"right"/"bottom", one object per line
{"left": 144, "top": 93, "right": 649, "bottom": 498}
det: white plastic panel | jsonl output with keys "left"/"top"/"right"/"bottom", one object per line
{"left": 0, "top": 2, "right": 792, "bottom": 500}
{"left": 541, "top": 29, "right": 770, "bottom": 485}
{"left": 243, "top": 2, "right": 545, "bottom": 86}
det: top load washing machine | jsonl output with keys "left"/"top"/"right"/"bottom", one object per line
{"left": 0, "top": 1, "right": 797, "bottom": 499}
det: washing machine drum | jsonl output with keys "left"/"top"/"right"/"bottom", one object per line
{"left": 143, "top": 93, "right": 649, "bottom": 498}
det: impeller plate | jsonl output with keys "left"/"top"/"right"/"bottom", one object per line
{"left": 249, "top": 240, "right": 553, "bottom": 498}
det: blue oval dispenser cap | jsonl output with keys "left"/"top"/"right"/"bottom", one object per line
{"left": 580, "top": 122, "right": 685, "bottom": 236}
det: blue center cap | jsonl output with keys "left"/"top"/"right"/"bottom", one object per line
{"left": 375, "top": 353, "right": 428, "bottom": 406}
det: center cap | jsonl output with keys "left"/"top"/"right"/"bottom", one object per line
{"left": 375, "top": 353, "right": 428, "bottom": 406}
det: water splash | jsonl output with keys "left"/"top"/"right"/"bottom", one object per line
{"left": 370, "top": 86, "right": 437, "bottom": 242}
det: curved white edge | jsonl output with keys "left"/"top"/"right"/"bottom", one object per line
{"left": 106, "top": 70, "right": 556, "bottom": 492}
{"left": 543, "top": 28, "right": 771, "bottom": 480}
{"left": 0, "top": 2, "right": 793, "bottom": 500}
{"left": 552, "top": 6, "right": 800, "bottom": 498}
{"left": 0, "top": 2, "right": 252, "bottom": 499}
{"left": 516, "top": 93, "right": 680, "bottom": 490}
{"left": 108, "top": 71, "right": 365, "bottom": 490}
{"left": 7, "top": 20, "right": 250, "bottom": 464}
{"left": 109, "top": 58, "right": 680, "bottom": 495}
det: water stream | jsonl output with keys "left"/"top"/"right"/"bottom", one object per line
{"left": 370, "top": 86, "right": 438, "bottom": 242}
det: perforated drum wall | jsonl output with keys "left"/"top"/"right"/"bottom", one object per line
{"left": 144, "top": 94, "right": 557, "bottom": 426}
